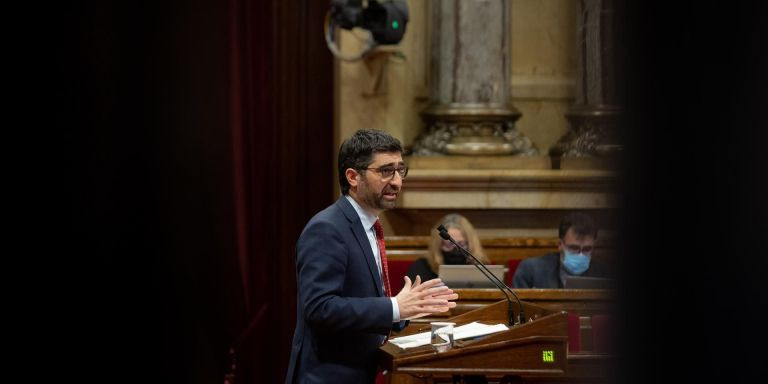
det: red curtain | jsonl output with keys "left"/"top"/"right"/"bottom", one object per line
{"left": 226, "top": 0, "right": 334, "bottom": 382}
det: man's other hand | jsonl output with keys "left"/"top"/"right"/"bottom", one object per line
{"left": 395, "top": 276, "right": 459, "bottom": 320}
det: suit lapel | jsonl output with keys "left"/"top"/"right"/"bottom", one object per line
{"left": 336, "top": 197, "right": 384, "bottom": 297}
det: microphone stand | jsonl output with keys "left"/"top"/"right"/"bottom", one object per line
{"left": 438, "top": 225, "right": 526, "bottom": 325}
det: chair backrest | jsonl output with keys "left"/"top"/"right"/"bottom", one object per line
{"left": 590, "top": 314, "right": 614, "bottom": 353}
{"left": 567, "top": 313, "right": 581, "bottom": 352}
{"left": 387, "top": 259, "right": 413, "bottom": 292}
{"left": 506, "top": 258, "right": 522, "bottom": 286}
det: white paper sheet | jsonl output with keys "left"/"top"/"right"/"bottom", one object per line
{"left": 388, "top": 321, "right": 509, "bottom": 349}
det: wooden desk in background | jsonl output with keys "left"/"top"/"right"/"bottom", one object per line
{"left": 409, "top": 288, "right": 613, "bottom": 322}
{"left": 454, "top": 288, "right": 613, "bottom": 318}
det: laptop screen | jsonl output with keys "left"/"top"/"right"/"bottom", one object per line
{"left": 437, "top": 264, "right": 506, "bottom": 289}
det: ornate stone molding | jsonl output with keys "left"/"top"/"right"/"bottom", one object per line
{"left": 413, "top": 103, "right": 537, "bottom": 156}
{"left": 551, "top": 105, "right": 622, "bottom": 157}
{"left": 413, "top": 0, "right": 538, "bottom": 157}
{"left": 552, "top": 0, "right": 623, "bottom": 159}
{"left": 399, "top": 169, "right": 618, "bottom": 209}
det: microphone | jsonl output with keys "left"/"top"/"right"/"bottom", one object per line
{"left": 437, "top": 225, "right": 526, "bottom": 325}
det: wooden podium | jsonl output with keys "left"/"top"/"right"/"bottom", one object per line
{"left": 380, "top": 299, "right": 570, "bottom": 383}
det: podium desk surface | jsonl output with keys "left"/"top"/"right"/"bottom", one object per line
{"left": 382, "top": 296, "right": 615, "bottom": 383}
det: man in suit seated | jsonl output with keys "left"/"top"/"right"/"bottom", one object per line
{"left": 512, "top": 212, "right": 611, "bottom": 288}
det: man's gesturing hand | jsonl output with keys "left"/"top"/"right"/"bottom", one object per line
{"left": 395, "top": 276, "right": 459, "bottom": 320}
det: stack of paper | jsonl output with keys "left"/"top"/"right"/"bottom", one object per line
{"left": 389, "top": 322, "right": 509, "bottom": 350}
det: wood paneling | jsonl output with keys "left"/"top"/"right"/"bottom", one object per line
{"left": 385, "top": 235, "right": 615, "bottom": 264}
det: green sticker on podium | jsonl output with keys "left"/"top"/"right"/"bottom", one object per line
{"left": 542, "top": 350, "right": 554, "bottom": 363}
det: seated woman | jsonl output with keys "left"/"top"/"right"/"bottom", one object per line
{"left": 406, "top": 213, "right": 489, "bottom": 281}
{"left": 406, "top": 214, "right": 490, "bottom": 384}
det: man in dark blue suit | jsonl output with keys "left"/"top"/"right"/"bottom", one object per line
{"left": 512, "top": 212, "right": 611, "bottom": 288}
{"left": 286, "top": 129, "right": 458, "bottom": 384}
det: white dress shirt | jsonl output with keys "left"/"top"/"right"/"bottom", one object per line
{"left": 345, "top": 195, "right": 400, "bottom": 322}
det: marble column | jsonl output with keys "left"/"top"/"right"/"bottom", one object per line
{"left": 551, "top": 0, "right": 622, "bottom": 158}
{"left": 412, "top": 0, "right": 537, "bottom": 156}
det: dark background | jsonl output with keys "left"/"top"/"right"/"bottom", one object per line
{"left": 58, "top": 1, "right": 767, "bottom": 383}
{"left": 616, "top": 2, "right": 767, "bottom": 383}
{"left": 63, "top": 0, "right": 333, "bottom": 382}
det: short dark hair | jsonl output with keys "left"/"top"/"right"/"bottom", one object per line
{"left": 558, "top": 212, "right": 598, "bottom": 239}
{"left": 338, "top": 129, "right": 403, "bottom": 195}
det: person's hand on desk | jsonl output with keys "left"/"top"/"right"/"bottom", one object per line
{"left": 395, "top": 276, "right": 459, "bottom": 320}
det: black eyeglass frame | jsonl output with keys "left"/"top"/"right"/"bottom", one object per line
{"left": 559, "top": 239, "right": 594, "bottom": 254}
{"left": 441, "top": 239, "right": 469, "bottom": 251}
{"left": 361, "top": 165, "right": 408, "bottom": 180}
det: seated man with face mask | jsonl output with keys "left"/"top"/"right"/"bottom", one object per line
{"left": 405, "top": 214, "right": 489, "bottom": 282}
{"left": 512, "top": 212, "right": 611, "bottom": 289}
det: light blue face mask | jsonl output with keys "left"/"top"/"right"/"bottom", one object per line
{"left": 562, "top": 250, "right": 591, "bottom": 275}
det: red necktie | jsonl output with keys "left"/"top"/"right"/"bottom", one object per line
{"left": 373, "top": 219, "right": 392, "bottom": 297}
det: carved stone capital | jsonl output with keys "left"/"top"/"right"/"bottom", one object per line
{"left": 413, "top": 103, "right": 538, "bottom": 156}
{"left": 551, "top": 105, "right": 622, "bottom": 158}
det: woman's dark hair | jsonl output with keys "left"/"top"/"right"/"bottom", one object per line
{"left": 338, "top": 129, "right": 403, "bottom": 195}
{"left": 558, "top": 212, "right": 598, "bottom": 239}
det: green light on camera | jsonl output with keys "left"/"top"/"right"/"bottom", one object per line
{"left": 392, "top": 20, "right": 399, "bottom": 29}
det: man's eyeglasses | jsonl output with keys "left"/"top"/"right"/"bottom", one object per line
{"left": 561, "top": 242, "right": 594, "bottom": 254}
{"left": 363, "top": 165, "right": 408, "bottom": 180}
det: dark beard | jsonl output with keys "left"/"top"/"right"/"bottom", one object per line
{"left": 378, "top": 193, "right": 397, "bottom": 209}
{"left": 360, "top": 176, "right": 398, "bottom": 210}
{"left": 359, "top": 188, "right": 394, "bottom": 210}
